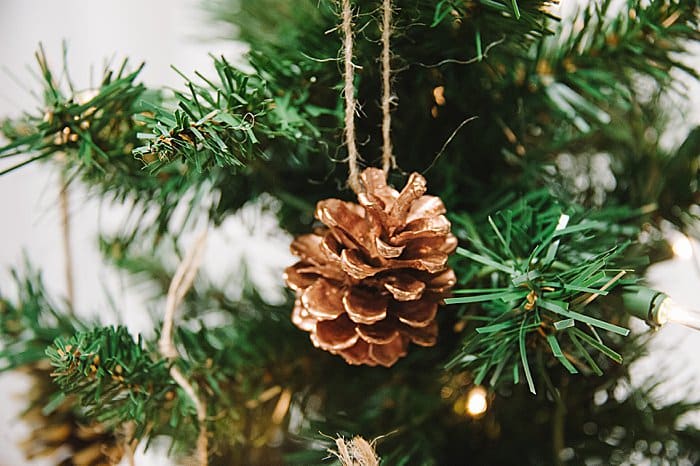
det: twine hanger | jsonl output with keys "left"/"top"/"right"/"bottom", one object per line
{"left": 341, "top": 0, "right": 395, "bottom": 193}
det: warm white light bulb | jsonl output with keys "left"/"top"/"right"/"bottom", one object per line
{"left": 671, "top": 234, "right": 693, "bottom": 260}
{"left": 658, "top": 298, "right": 700, "bottom": 331}
{"left": 466, "top": 386, "right": 488, "bottom": 417}
{"left": 623, "top": 286, "right": 700, "bottom": 333}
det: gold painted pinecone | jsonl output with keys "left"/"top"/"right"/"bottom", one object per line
{"left": 20, "top": 364, "right": 126, "bottom": 466}
{"left": 284, "top": 168, "right": 457, "bottom": 367}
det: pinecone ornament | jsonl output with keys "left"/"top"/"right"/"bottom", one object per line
{"left": 20, "top": 364, "right": 126, "bottom": 466}
{"left": 284, "top": 168, "right": 457, "bottom": 367}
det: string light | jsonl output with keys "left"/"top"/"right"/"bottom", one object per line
{"left": 433, "top": 86, "right": 446, "bottom": 106}
{"left": 431, "top": 86, "right": 446, "bottom": 118}
{"left": 655, "top": 298, "right": 700, "bottom": 331}
{"left": 671, "top": 233, "right": 693, "bottom": 260}
{"left": 466, "top": 386, "right": 488, "bottom": 417}
{"left": 622, "top": 286, "right": 700, "bottom": 332}
{"left": 452, "top": 385, "right": 489, "bottom": 418}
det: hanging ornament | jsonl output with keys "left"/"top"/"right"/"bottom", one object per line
{"left": 284, "top": 0, "right": 456, "bottom": 366}
{"left": 20, "top": 365, "right": 129, "bottom": 466}
{"left": 284, "top": 168, "right": 457, "bottom": 366}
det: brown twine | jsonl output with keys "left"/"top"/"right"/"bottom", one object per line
{"left": 380, "top": 0, "right": 395, "bottom": 175}
{"left": 341, "top": 0, "right": 396, "bottom": 192}
{"left": 158, "top": 231, "right": 209, "bottom": 466}
{"left": 341, "top": 0, "right": 362, "bottom": 193}
{"left": 330, "top": 436, "right": 380, "bottom": 466}
{"left": 58, "top": 171, "right": 75, "bottom": 311}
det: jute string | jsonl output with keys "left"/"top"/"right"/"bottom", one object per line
{"left": 331, "top": 435, "right": 380, "bottom": 466}
{"left": 341, "top": 0, "right": 395, "bottom": 193}
{"left": 59, "top": 171, "right": 75, "bottom": 310}
{"left": 341, "top": 0, "right": 362, "bottom": 193}
{"left": 380, "top": 0, "right": 395, "bottom": 174}
{"left": 158, "top": 231, "right": 209, "bottom": 466}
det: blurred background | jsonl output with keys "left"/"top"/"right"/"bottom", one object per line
{"left": 0, "top": 1, "right": 699, "bottom": 465}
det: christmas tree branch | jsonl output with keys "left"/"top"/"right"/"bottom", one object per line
{"left": 510, "top": 0, "right": 700, "bottom": 140}
{"left": 0, "top": 49, "right": 197, "bottom": 238}
{"left": 0, "top": 47, "right": 147, "bottom": 176}
{"left": 432, "top": 0, "right": 557, "bottom": 56}
{"left": 0, "top": 49, "right": 307, "bottom": 178}
{"left": 132, "top": 56, "right": 287, "bottom": 173}
{"left": 0, "top": 266, "right": 83, "bottom": 371}
{"left": 1, "top": 258, "right": 309, "bottom": 461}
{"left": 1, "top": 48, "right": 335, "bottom": 239}
{"left": 445, "top": 190, "right": 647, "bottom": 392}
{"left": 46, "top": 326, "right": 173, "bottom": 436}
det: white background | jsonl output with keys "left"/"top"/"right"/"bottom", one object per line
{"left": 0, "top": 1, "right": 699, "bottom": 465}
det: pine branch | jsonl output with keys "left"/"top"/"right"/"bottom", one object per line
{"left": 0, "top": 269, "right": 132, "bottom": 464}
{"left": 289, "top": 332, "right": 700, "bottom": 465}
{"left": 464, "top": 0, "right": 700, "bottom": 224}
{"left": 0, "top": 267, "right": 83, "bottom": 371}
{"left": 500, "top": 0, "right": 700, "bottom": 145}
{"left": 135, "top": 57, "right": 280, "bottom": 172}
{"left": 2, "top": 3, "right": 700, "bottom": 464}
{"left": 0, "top": 260, "right": 308, "bottom": 463}
{"left": 0, "top": 49, "right": 199, "bottom": 238}
{"left": 433, "top": 0, "right": 558, "bottom": 54}
{"left": 445, "top": 191, "right": 646, "bottom": 393}
{"left": 46, "top": 326, "right": 176, "bottom": 440}
{"left": 1, "top": 48, "right": 336, "bottom": 237}
{"left": 0, "top": 48, "right": 149, "bottom": 177}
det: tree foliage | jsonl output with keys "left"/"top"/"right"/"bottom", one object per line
{"left": 1, "top": 0, "right": 699, "bottom": 464}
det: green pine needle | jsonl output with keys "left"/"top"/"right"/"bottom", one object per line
{"left": 447, "top": 191, "right": 639, "bottom": 391}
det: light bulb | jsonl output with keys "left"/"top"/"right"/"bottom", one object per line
{"left": 433, "top": 86, "right": 446, "bottom": 106}
{"left": 657, "top": 298, "right": 700, "bottom": 331}
{"left": 671, "top": 234, "right": 693, "bottom": 260}
{"left": 466, "top": 386, "right": 488, "bottom": 417}
{"left": 622, "top": 286, "right": 700, "bottom": 332}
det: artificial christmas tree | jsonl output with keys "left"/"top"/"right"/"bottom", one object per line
{"left": 2, "top": 0, "right": 700, "bottom": 465}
